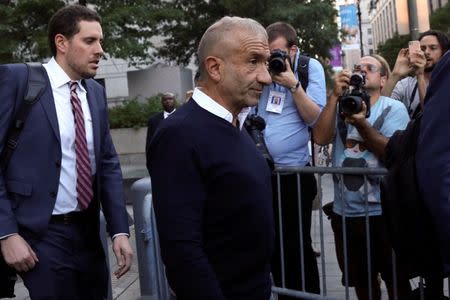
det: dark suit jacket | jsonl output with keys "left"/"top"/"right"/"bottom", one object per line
{"left": 0, "top": 63, "right": 129, "bottom": 241}
{"left": 145, "top": 112, "right": 164, "bottom": 154}
{"left": 416, "top": 50, "right": 450, "bottom": 275}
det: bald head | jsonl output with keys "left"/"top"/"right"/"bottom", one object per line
{"left": 197, "top": 16, "right": 267, "bottom": 80}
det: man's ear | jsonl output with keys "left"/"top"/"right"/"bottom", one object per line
{"left": 380, "top": 74, "right": 387, "bottom": 89}
{"left": 204, "top": 56, "right": 222, "bottom": 83}
{"left": 55, "top": 34, "right": 68, "bottom": 55}
{"left": 289, "top": 45, "right": 298, "bottom": 58}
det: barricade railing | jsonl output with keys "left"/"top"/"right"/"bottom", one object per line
{"left": 273, "top": 166, "right": 449, "bottom": 300}
{"left": 131, "top": 167, "right": 449, "bottom": 300}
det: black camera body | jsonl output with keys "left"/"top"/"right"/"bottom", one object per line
{"left": 338, "top": 73, "right": 371, "bottom": 118}
{"left": 244, "top": 114, "right": 274, "bottom": 170}
{"left": 268, "top": 49, "right": 290, "bottom": 74}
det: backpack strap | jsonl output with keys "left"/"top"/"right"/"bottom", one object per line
{"left": 0, "top": 62, "right": 47, "bottom": 171}
{"left": 297, "top": 54, "right": 310, "bottom": 91}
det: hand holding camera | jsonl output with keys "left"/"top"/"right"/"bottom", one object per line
{"left": 337, "top": 71, "right": 371, "bottom": 119}
{"left": 268, "top": 49, "right": 298, "bottom": 90}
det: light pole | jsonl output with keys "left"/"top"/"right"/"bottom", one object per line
{"left": 357, "top": 0, "right": 364, "bottom": 57}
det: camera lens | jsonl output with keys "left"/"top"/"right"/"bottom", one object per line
{"left": 268, "top": 57, "right": 286, "bottom": 74}
{"left": 349, "top": 73, "right": 364, "bottom": 87}
{"left": 340, "top": 96, "right": 363, "bottom": 115}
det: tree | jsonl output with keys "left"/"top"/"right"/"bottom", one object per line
{"left": 376, "top": 33, "right": 411, "bottom": 70}
{"left": 0, "top": 0, "right": 163, "bottom": 65}
{"left": 0, "top": 0, "right": 65, "bottom": 63}
{"left": 156, "top": 0, "right": 339, "bottom": 65}
{"left": 430, "top": 2, "right": 450, "bottom": 34}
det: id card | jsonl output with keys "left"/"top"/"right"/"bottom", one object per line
{"left": 266, "top": 90, "right": 286, "bottom": 114}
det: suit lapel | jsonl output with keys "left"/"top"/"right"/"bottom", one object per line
{"left": 39, "top": 84, "right": 61, "bottom": 144}
{"left": 84, "top": 80, "right": 101, "bottom": 166}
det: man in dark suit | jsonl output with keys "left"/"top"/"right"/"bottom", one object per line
{"left": 416, "top": 49, "right": 450, "bottom": 276}
{"left": 147, "top": 16, "right": 274, "bottom": 300}
{"left": 0, "top": 5, "right": 133, "bottom": 299}
{"left": 145, "top": 92, "right": 176, "bottom": 153}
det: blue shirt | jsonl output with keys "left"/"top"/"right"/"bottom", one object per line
{"left": 257, "top": 50, "right": 326, "bottom": 167}
{"left": 332, "top": 96, "right": 410, "bottom": 217}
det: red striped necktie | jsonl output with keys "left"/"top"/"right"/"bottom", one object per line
{"left": 69, "top": 81, "right": 93, "bottom": 209}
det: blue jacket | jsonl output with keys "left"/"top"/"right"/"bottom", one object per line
{"left": 0, "top": 63, "right": 128, "bottom": 240}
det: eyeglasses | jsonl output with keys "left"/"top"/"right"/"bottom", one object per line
{"left": 353, "top": 63, "right": 381, "bottom": 73}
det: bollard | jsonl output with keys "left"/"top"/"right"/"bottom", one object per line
{"left": 131, "top": 177, "right": 172, "bottom": 299}
{"left": 99, "top": 210, "right": 113, "bottom": 300}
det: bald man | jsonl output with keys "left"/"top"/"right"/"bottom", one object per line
{"left": 147, "top": 17, "right": 274, "bottom": 300}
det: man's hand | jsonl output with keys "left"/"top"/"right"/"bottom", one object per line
{"left": 112, "top": 235, "right": 133, "bottom": 279}
{"left": 331, "top": 69, "right": 351, "bottom": 98}
{"left": 0, "top": 234, "right": 38, "bottom": 273}
{"left": 270, "top": 58, "right": 298, "bottom": 89}
{"left": 392, "top": 48, "right": 413, "bottom": 78}
{"left": 345, "top": 101, "right": 368, "bottom": 126}
{"left": 409, "top": 50, "right": 426, "bottom": 75}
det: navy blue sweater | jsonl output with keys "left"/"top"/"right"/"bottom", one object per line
{"left": 147, "top": 100, "right": 274, "bottom": 300}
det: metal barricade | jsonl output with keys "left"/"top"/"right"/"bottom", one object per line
{"left": 129, "top": 168, "right": 449, "bottom": 300}
{"left": 131, "top": 177, "right": 173, "bottom": 300}
{"left": 272, "top": 166, "right": 450, "bottom": 300}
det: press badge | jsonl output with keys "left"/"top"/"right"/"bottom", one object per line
{"left": 266, "top": 90, "right": 286, "bottom": 114}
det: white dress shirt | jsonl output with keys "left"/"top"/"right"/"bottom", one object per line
{"left": 192, "top": 88, "right": 250, "bottom": 130}
{"left": 43, "top": 58, "right": 96, "bottom": 215}
{"left": 163, "top": 109, "right": 176, "bottom": 119}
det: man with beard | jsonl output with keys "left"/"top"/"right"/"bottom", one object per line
{"left": 0, "top": 5, "right": 132, "bottom": 299}
{"left": 382, "top": 30, "right": 449, "bottom": 118}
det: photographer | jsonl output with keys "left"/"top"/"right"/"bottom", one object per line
{"left": 256, "top": 22, "right": 326, "bottom": 297}
{"left": 313, "top": 55, "right": 411, "bottom": 299}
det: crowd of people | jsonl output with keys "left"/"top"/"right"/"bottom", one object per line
{"left": 1, "top": 3, "right": 450, "bottom": 300}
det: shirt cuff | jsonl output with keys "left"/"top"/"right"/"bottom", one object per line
{"left": 0, "top": 233, "right": 18, "bottom": 240}
{"left": 112, "top": 233, "right": 129, "bottom": 240}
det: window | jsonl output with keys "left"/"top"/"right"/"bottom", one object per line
{"left": 367, "top": 28, "right": 372, "bottom": 35}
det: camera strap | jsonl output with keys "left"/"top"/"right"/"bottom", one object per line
{"left": 297, "top": 55, "right": 310, "bottom": 92}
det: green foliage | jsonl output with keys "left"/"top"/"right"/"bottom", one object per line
{"left": 1, "top": 0, "right": 338, "bottom": 68}
{"left": 0, "top": 0, "right": 64, "bottom": 63}
{"left": 376, "top": 33, "right": 411, "bottom": 70}
{"left": 0, "top": 0, "right": 163, "bottom": 66}
{"left": 156, "top": 0, "right": 339, "bottom": 64}
{"left": 430, "top": 2, "right": 450, "bottom": 34}
{"left": 108, "top": 95, "right": 163, "bottom": 129}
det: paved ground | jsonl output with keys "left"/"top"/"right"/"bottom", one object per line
{"left": 12, "top": 174, "right": 450, "bottom": 299}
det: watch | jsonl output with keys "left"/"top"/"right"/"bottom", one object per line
{"left": 290, "top": 80, "right": 300, "bottom": 93}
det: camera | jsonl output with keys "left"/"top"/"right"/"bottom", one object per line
{"left": 268, "top": 49, "right": 290, "bottom": 74}
{"left": 244, "top": 114, "right": 274, "bottom": 170}
{"left": 338, "top": 73, "right": 371, "bottom": 118}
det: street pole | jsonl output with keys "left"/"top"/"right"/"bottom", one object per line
{"left": 357, "top": 0, "right": 364, "bottom": 57}
{"left": 407, "top": 0, "right": 420, "bottom": 40}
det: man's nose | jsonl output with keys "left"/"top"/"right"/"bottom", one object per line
{"left": 258, "top": 65, "right": 272, "bottom": 85}
{"left": 96, "top": 42, "right": 104, "bottom": 57}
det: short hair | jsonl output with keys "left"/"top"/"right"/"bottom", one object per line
{"left": 369, "top": 54, "right": 391, "bottom": 79}
{"left": 162, "top": 92, "right": 175, "bottom": 99}
{"left": 48, "top": 5, "right": 101, "bottom": 57}
{"left": 266, "top": 22, "right": 298, "bottom": 47}
{"left": 197, "top": 16, "right": 267, "bottom": 81}
{"left": 419, "top": 30, "right": 450, "bottom": 53}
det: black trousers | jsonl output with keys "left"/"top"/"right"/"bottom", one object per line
{"left": 271, "top": 172, "right": 320, "bottom": 299}
{"left": 20, "top": 219, "right": 108, "bottom": 300}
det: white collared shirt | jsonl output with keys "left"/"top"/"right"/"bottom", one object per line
{"left": 164, "top": 109, "right": 176, "bottom": 119}
{"left": 192, "top": 88, "right": 250, "bottom": 130}
{"left": 43, "top": 58, "right": 96, "bottom": 214}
